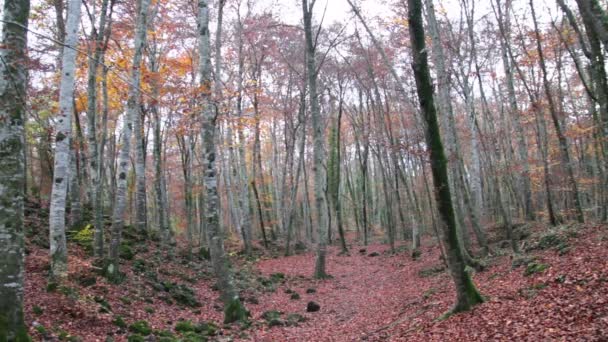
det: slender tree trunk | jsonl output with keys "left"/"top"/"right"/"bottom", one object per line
{"left": 495, "top": 0, "right": 534, "bottom": 221}
{"left": 108, "top": 0, "right": 150, "bottom": 277}
{"left": 0, "top": 0, "right": 30, "bottom": 339}
{"left": 86, "top": 0, "right": 111, "bottom": 258}
{"left": 198, "top": 0, "right": 247, "bottom": 323}
{"left": 303, "top": 0, "right": 329, "bottom": 278}
{"left": 49, "top": 0, "right": 81, "bottom": 281}
{"left": 531, "top": 0, "right": 584, "bottom": 223}
{"left": 408, "top": 0, "right": 483, "bottom": 315}
{"left": 235, "top": 11, "right": 252, "bottom": 253}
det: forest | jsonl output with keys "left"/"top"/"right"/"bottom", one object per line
{"left": 1, "top": 0, "right": 607, "bottom": 340}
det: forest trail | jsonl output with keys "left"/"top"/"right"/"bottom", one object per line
{"left": 249, "top": 242, "right": 440, "bottom": 341}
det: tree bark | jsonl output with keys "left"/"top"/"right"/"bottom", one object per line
{"left": 49, "top": 0, "right": 81, "bottom": 281}
{"left": 0, "top": 0, "right": 30, "bottom": 339}
{"left": 108, "top": 0, "right": 150, "bottom": 277}
{"left": 408, "top": 0, "right": 483, "bottom": 315}
{"left": 303, "top": 0, "right": 329, "bottom": 279}
{"left": 198, "top": 0, "right": 248, "bottom": 323}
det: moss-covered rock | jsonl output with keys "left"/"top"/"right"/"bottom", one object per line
{"left": 169, "top": 283, "right": 201, "bottom": 308}
{"left": 68, "top": 224, "right": 94, "bottom": 253}
{"left": 286, "top": 313, "right": 307, "bottom": 326}
{"left": 127, "top": 334, "right": 145, "bottom": 342}
{"left": 175, "top": 320, "right": 196, "bottom": 333}
{"left": 129, "top": 321, "right": 152, "bottom": 336}
{"left": 261, "top": 310, "right": 282, "bottom": 321}
{"left": 113, "top": 316, "right": 127, "bottom": 329}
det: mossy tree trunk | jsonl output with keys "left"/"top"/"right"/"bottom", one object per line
{"left": 0, "top": 0, "right": 30, "bottom": 340}
{"left": 407, "top": 0, "right": 483, "bottom": 314}
{"left": 198, "top": 0, "right": 248, "bottom": 323}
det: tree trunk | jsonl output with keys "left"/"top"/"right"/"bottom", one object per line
{"left": 86, "top": 0, "right": 111, "bottom": 258}
{"left": 198, "top": 0, "right": 247, "bottom": 323}
{"left": 408, "top": 0, "right": 483, "bottom": 315}
{"left": 303, "top": 0, "right": 329, "bottom": 279}
{"left": 49, "top": 0, "right": 81, "bottom": 281}
{"left": 0, "top": 0, "right": 30, "bottom": 339}
{"left": 108, "top": 0, "right": 150, "bottom": 278}
{"left": 531, "top": 0, "right": 585, "bottom": 223}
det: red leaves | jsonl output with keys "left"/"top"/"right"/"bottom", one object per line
{"left": 22, "top": 223, "right": 608, "bottom": 341}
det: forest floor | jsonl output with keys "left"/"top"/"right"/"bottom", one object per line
{"left": 23, "top": 206, "right": 608, "bottom": 341}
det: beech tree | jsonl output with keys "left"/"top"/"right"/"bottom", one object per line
{"left": 107, "top": 0, "right": 151, "bottom": 279}
{"left": 198, "top": 0, "right": 248, "bottom": 323}
{"left": 48, "top": 0, "right": 81, "bottom": 281}
{"left": 0, "top": 0, "right": 30, "bottom": 339}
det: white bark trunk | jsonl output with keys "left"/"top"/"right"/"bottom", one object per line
{"left": 109, "top": 0, "right": 150, "bottom": 272}
{"left": 49, "top": 0, "right": 81, "bottom": 281}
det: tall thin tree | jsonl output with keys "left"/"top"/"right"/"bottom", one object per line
{"left": 0, "top": 0, "right": 31, "bottom": 339}
{"left": 48, "top": 0, "right": 82, "bottom": 281}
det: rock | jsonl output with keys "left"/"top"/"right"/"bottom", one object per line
{"left": 290, "top": 292, "right": 301, "bottom": 300}
{"left": 359, "top": 248, "right": 367, "bottom": 254}
{"left": 267, "top": 318, "right": 286, "bottom": 327}
{"left": 261, "top": 310, "right": 282, "bottom": 321}
{"left": 368, "top": 252, "right": 380, "bottom": 257}
{"left": 306, "top": 301, "right": 320, "bottom": 312}
{"left": 286, "top": 313, "right": 307, "bottom": 326}
{"left": 305, "top": 288, "right": 316, "bottom": 294}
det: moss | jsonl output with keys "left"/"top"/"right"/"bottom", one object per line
{"left": 261, "top": 310, "right": 282, "bottom": 321}
{"left": 132, "top": 259, "right": 147, "bottom": 273}
{"left": 144, "top": 306, "right": 155, "bottom": 314}
{"left": 129, "top": 321, "right": 152, "bottom": 335}
{"left": 224, "top": 297, "right": 249, "bottom": 324}
{"left": 119, "top": 296, "right": 133, "bottom": 305}
{"left": 94, "top": 296, "right": 111, "bottom": 313}
{"left": 286, "top": 313, "right": 307, "bottom": 326}
{"left": 537, "top": 233, "right": 565, "bottom": 250}
{"left": 120, "top": 244, "right": 136, "bottom": 260}
{"left": 168, "top": 283, "right": 201, "bottom": 308}
{"left": 194, "top": 322, "right": 217, "bottom": 336}
{"left": 290, "top": 292, "right": 300, "bottom": 300}
{"left": 34, "top": 325, "right": 48, "bottom": 336}
{"left": 181, "top": 332, "right": 207, "bottom": 342}
{"left": 524, "top": 262, "right": 549, "bottom": 276}
{"left": 46, "top": 282, "right": 58, "bottom": 292}
{"left": 33, "top": 306, "right": 43, "bottom": 316}
{"left": 174, "top": 320, "right": 196, "bottom": 333}
{"left": 113, "top": 316, "right": 127, "bottom": 329}
{"left": 127, "top": 334, "right": 145, "bottom": 342}
{"left": 270, "top": 273, "right": 285, "bottom": 282}
{"left": 66, "top": 224, "right": 94, "bottom": 254}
